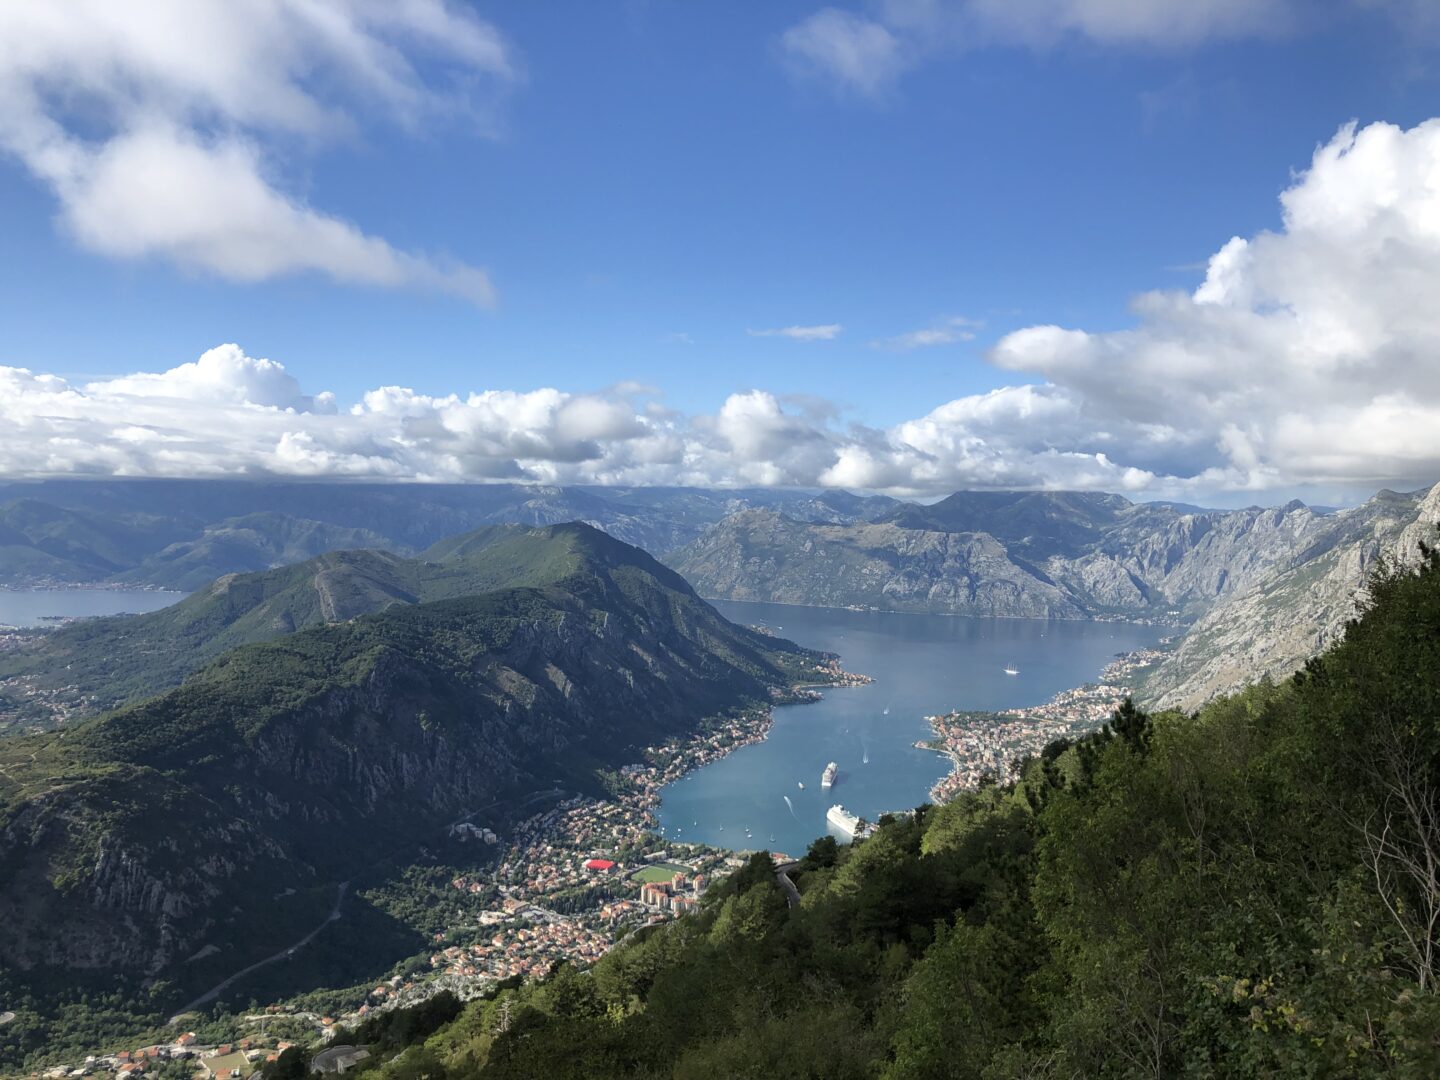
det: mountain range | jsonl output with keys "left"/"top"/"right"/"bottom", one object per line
{"left": 0, "top": 523, "right": 709, "bottom": 730}
{"left": 666, "top": 484, "right": 1440, "bottom": 709}
{"left": 6, "top": 477, "right": 1440, "bottom": 721}
{"left": 0, "top": 481, "right": 899, "bottom": 590}
{"left": 0, "top": 524, "right": 828, "bottom": 987}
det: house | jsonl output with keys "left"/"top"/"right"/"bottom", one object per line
{"left": 313, "top": 1047, "right": 371, "bottom": 1075}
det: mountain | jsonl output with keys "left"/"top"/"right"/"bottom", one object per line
{"left": 0, "top": 499, "right": 195, "bottom": 583}
{"left": 110, "top": 512, "right": 403, "bottom": 592}
{"left": 0, "top": 481, "right": 901, "bottom": 587}
{"left": 259, "top": 549, "right": 1440, "bottom": 1078}
{"left": 0, "top": 524, "right": 665, "bottom": 729}
{"left": 665, "top": 509, "right": 1092, "bottom": 618}
{"left": 665, "top": 493, "right": 1353, "bottom": 620}
{"left": 1143, "top": 484, "right": 1440, "bottom": 711}
{"left": 879, "top": 489, "right": 1134, "bottom": 559}
{"left": 0, "top": 524, "right": 828, "bottom": 985}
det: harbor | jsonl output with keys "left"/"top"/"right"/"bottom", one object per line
{"left": 656, "top": 600, "right": 1166, "bottom": 854}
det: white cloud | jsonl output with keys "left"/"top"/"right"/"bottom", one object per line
{"left": 781, "top": 9, "right": 908, "bottom": 96}
{"left": 872, "top": 316, "right": 979, "bottom": 350}
{"left": 0, "top": 0, "right": 513, "bottom": 304}
{"left": 7, "top": 119, "right": 1440, "bottom": 498}
{"left": 989, "top": 119, "right": 1440, "bottom": 492}
{"left": 747, "top": 324, "right": 844, "bottom": 341}
{"left": 779, "top": 0, "right": 1407, "bottom": 95}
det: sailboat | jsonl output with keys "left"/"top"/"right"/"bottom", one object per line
{"left": 1003, "top": 663, "right": 1019, "bottom": 676}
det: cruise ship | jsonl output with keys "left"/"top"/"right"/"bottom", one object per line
{"left": 827, "top": 804, "right": 860, "bottom": 835}
{"left": 821, "top": 761, "right": 838, "bottom": 788}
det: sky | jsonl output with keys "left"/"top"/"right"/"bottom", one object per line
{"left": 3, "top": 1, "right": 1440, "bottom": 506}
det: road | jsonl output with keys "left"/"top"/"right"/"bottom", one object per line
{"left": 169, "top": 882, "right": 349, "bottom": 1022}
{"left": 167, "top": 786, "right": 568, "bottom": 1024}
{"left": 774, "top": 862, "right": 801, "bottom": 909}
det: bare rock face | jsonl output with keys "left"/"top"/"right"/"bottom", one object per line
{"left": 1144, "top": 485, "right": 1437, "bottom": 712}
{"left": 668, "top": 510, "right": 1086, "bottom": 618}
{"left": 666, "top": 497, "right": 1345, "bottom": 620}
{"left": 668, "top": 486, "right": 1440, "bottom": 715}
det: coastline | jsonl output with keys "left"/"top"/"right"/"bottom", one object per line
{"left": 709, "top": 594, "right": 1186, "bottom": 629}
{"left": 922, "top": 645, "right": 1169, "bottom": 802}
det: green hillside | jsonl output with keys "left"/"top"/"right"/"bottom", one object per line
{"left": 0, "top": 524, "right": 830, "bottom": 1068}
{"left": 0, "top": 523, "right": 697, "bottom": 731}
{"left": 328, "top": 542, "right": 1440, "bottom": 1078}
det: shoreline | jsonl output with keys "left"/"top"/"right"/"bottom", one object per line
{"left": 709, "top": 594, "right": 1187, "bottom": 629}
{"left": 923, "top": 645, "right": 1170, "bottom": 802}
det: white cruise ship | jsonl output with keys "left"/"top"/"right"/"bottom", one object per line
{"left": 827, "top": 804, "right": 860, "bottom": 835}
{"left": 821, "top": 761, "right": 838, "bottom": 788}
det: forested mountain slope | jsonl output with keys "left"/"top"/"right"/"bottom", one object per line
{"left": 333, "top": 537, "right": 1440, "bottom": 1078}
{"left": 0, "top": 525, "right": 828, "bottom": 1008}
{"left": 0, "top": 523, "right": 758, "bottom": 731}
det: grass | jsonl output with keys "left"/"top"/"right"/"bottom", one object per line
{"left": 629, "top": 862, "right": 691, "bottom": 884}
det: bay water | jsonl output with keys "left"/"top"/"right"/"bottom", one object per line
{"left": 0, "top": 588, "right": 184, "bottom": 627}
{"left": 657, "top": 600, "right": 1165, "bottom": 858}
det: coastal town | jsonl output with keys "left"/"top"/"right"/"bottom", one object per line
{"left": 923, "top": 645, "right": 1170, "bottom": 800}
{"left": 11, "top": 655, "right": 856, "bottom": 1079}
{"left": 0, "top": 621, "right": 92, "bottom": 733}
{"left": 11, "top": 639, "right": 1176, "bottom": 1079}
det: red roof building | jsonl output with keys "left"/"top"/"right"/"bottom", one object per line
{"left": 583, "top": 858, "right": 617, "bottom": 872}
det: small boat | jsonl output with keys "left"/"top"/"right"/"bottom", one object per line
{"left": 797, "top": 781, "right": 805, "bottom": 790}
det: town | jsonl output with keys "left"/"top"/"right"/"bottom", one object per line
{"left": 17, "top": 675, "right": 849, "bottom": 1080}
{"left": 923, "top": 646, "right": 1171, "bottom": 801}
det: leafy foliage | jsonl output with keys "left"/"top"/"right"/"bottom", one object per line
{"left": 338, "top": 543, "right": 1440, "bottom": 1077}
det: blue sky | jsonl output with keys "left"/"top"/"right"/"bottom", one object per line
{"left": 2, "top": 1, "right": 1440, "bottom": 504}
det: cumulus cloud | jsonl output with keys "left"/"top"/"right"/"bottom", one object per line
{"left": 747, "top": 324, "right": 844, "bottom": 341}
{"left": 0, "top": 344, "right": 1143, "bottom": 495}
{"left": 991, "top": 119, "right": 1440, "bottom": 492}
{"left": 0, "top": 0, "right": 512, "bottom": 304}
{"left": 7, "top": 119, "right": 1440, "bottom": 498}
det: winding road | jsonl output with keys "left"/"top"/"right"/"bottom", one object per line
{"left": 774, "top": 862, "right": 801, "bottom": 909}
{"left": 167, "top": 787, "right": 568, "bottom": 1024}
{"left": 169, "top": 883, "right": 349, "bottom": 1022}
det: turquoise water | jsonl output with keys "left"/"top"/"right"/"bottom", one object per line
{"left": 657, "top": 601, "right": 1165, "bottom": 859}
{"left": 0, "top": 588, "right": 183, "bottom": 627}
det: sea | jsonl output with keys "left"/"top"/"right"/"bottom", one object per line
{"left": 0, "top": 588, "right": 184, "bottom": 627}
{"left": 656, "top": 600, "right": 1166, "bottom": 859}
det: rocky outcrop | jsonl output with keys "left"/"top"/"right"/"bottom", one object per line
{"left": 1144, "top": 486, "right": 1437, "bottom": 712}
{"left": 666, "top": 510, "right": 1087, "bottom": 618}
{"left": 666, "top": 497, "right": 1351, "bottom": 620}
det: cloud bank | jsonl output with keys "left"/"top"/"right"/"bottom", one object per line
{"left": 5, "top": 120, "right": 1440, "bottom": 499}
{"left": 0, "top": 0, "right": 513, "bottom": 304}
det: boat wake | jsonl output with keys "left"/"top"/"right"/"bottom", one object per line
{"left": 783, "top": 795, "right": 799, "bottom": 820}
